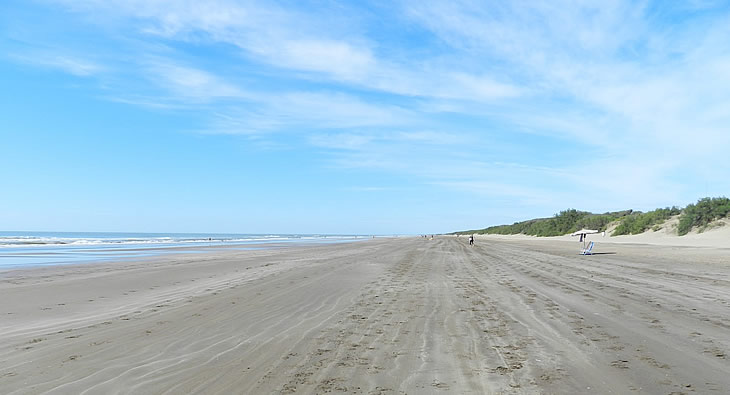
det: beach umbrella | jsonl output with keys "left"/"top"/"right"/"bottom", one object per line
{"left": 571, "top": 229, "right": 605, "bottom": 249}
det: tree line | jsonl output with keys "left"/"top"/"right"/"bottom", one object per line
{"left": 454, "top": 197, "right": 729, "bottom": 237}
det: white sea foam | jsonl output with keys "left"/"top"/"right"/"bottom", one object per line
{"left": 0, "top": 233, "right": 368, "bottom": 248}
{"left": 0, "top": 232, "right": 372, "bottom": 269}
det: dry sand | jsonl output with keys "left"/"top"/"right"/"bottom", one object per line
{"left": 477, "top": 217, "right": 730, "bottom": 248}
{"left": 1, "top": 236, "right": 729, "bottom": 394}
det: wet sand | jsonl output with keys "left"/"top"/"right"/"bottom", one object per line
{"left": 1, "top": 237, "right": 729, "bottom": 394}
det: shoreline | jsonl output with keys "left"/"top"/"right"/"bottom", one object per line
{"left": 0, "top": 234, "right": 374, "bottom": 271}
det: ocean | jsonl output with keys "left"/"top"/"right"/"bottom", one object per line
{"left": 0, "top": 231, "right": 370, "bottom": 269}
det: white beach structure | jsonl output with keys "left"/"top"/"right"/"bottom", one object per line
{"left": 571, "top": 229, "right": 605, "bottom": 252}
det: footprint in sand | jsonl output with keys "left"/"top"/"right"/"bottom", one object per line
{"left": 610, "top": 359, "right": 630, "bottom": 369}
{"left": 431, "top": 380, "right": 450, "bottom": 389}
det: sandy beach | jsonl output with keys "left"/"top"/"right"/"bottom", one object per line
{"left": 1, "top": 236, "right": 729, "bottom": 394}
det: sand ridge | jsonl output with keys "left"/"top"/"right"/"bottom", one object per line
{"left": 1, "top": 237, "right": 729, "bottom": 394}
{"left": 475, "top": 217, "right": 730, "bottom": 249}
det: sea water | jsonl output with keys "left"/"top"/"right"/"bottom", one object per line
{"left": 0, "top": 231, "right": 369, "bottom": 269}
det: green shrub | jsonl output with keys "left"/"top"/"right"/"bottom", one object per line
{"left": 612, "top": 206, "right": 680, "bottom": 236}
{"left": 677, "top": 197, "right": 730, "bottom": 235}
{"left": 476, "top": 209, "right": 630, "bottom": 237}
{"left": 454, "top": 198, "right": 730, "bottom": 237}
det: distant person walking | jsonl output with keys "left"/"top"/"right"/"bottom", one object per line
{"left": 469, "top": 235, "right": 474, "bottom": 246}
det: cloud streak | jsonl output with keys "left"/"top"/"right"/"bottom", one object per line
{"left": 48, "top": 0, "right": 523, "bottom": 102}
{"left": 10, "top": 51, "right": 102, "bottom": 76}
{"left": 9, "top": 0, "right": 730, "bottom": 226}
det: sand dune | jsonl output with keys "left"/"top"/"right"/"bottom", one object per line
{"left": 478, "top": 218, "right": 730, "bottom": 249}
{"left": 1, "top": 237, "right": 728, "bottom": 394}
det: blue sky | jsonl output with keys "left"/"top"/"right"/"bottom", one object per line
{"left": 2, "top": 0, "right": 729, "bottom": 234}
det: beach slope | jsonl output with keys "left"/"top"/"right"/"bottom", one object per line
{"left": 1, "top": 237, "right": 728, "bottom": 393}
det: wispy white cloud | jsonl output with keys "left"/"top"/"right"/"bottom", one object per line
{"left": 145, "top": 61, "right": 247, "bottom": 101}
{"left": 198, "top": 91, "right": 414, "bottom": 136}
{"left": 310, "top": 133, "right": 375, "bottom": 150}
{"left": 433, "top": 179, "right": 565, "bottom": 208}
{"left": 308, "top": 130, "right": 467, "bottom": 157}
{"left": 94, "top": 59, "right": 251, "bottom": 109}
{"left": 43, "top": 0, "right": 730, "bottom": 152}
{"left": 47, "top": 0, "right": 522, "bottom": 103}
{"left": 274, "top": 92, "right": 411, "bottom": 129}
{"left": 10, "top": 51, "right": 103, "bottom": 76}
{"left": 12, "top": 0, "right": 730, "bottom": 224}
{"left": 274, "top": 39, "right": 376, "bottom": 80}
{"left": 404, "top": 1, "right": 730, "bottom": 171}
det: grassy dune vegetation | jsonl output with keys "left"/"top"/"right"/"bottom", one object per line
{"left": 677, "top": 197, "right": 730, "bottom": 235}
{"left": 456, "top": 197, "right": 729, "bottom": 237}
{"left": 612, "top": 207, "right": 681, "bottom": 235}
